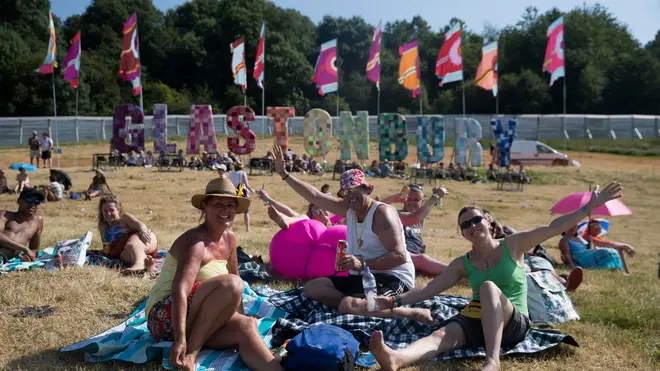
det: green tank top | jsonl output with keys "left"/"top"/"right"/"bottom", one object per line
{"left": 461, "top": 240, "right": 528, "bottom": 316}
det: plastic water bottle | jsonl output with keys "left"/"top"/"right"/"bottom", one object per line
{"left": 363, "top": 266, "right": 379, "bottom": 312}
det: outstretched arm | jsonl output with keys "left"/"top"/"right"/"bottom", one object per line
{"left": 272, "top": 145, "right": 346, "bottom": 217}
{"left": 398, "top": 187, "right": 447, "bottom": 226}
{"left": 255, "top": 189, "right": 298, "bottom": 217}
{"left": 508, "top": 182, "right": 623, "bottom": 258}
{"left": 393, "top": 257, "right": 466, "bottom": 306}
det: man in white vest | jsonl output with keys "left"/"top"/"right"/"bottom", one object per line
{"left": 272, "top": 146, "right": 430, "bottom": 322}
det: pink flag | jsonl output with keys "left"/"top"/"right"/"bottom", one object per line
{"left": 543, "top": 16, "right": 565, "bottom": 86}
{"left": 253, "top": 24, "right": 265, "bottom": 89}
{"left": 366, "top": 21, "right": 381, "bottom": 89}
{"left": 435, "top": 23, "right": 463, "bottom": 86}
{"left": 63, "top": 32, "right": 81, "bottom": 88}
{"left": 119, "top": 13, "right": 141, "bottom": 96}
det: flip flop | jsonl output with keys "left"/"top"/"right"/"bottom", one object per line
{"left": 13, "top": 305, "right": 55, "bottom": 318}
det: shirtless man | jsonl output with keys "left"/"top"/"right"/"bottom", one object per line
{"left": 0, "top": 188, "right": 44, "bottom": 263}
{"left": 272, "top": 145, "right": 431, "bottom": 323}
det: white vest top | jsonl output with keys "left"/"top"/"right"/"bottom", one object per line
{"left": 346, "top": 201, "right": 415, "bottom": 289}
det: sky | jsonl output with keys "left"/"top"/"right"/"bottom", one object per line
{"left": 51, "top": 0, "right": 658, "bottom": 44}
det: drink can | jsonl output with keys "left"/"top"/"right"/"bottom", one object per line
{"left": 336, "top": 240, "right": 348, "bottom": 270}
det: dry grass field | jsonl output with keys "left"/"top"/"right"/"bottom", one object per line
{"left": 0, "top": 137, "right": 659, "bottom": 371}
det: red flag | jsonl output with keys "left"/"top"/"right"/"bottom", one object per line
{"left": 253, "top": 24, "right": 265, "bottom": 89}
{"left": 435, "top": 23, "right": 463, "bottom": 87}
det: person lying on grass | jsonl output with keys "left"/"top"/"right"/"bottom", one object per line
{"left": 583, "top": 219, "right": 635, "bottom": 272}
{"left": 145, "top": 177, "right": 284, "bottom": 371}
{"left": 0, "top": 188, "right": 44, "bottom": 263}
{"left": 380, "top": 184, "right": 451, "bottom": 276}
{"left": 271, "top": 145, "right": 432, "bottom": 323}
{"left": 559, "top": 223, "right": 630, "bottom": 275}
{"left": 254, "top": 188, "right": 337, "bottom": 230}
{"left": 369, "top": 182, "right": 623, "bottom": 371}
{"left": 98, "top": 194, "right": 159, "bottom": 275}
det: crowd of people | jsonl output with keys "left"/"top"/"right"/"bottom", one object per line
{"left": 0, "top": 142, "right": 634, "bottom": 371}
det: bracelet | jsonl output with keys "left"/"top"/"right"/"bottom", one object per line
{"left": 395, "top": 294, "right": 402, "bottom": 308}
{"left": 281, "top": 173, "right": 290, "bottom": 181}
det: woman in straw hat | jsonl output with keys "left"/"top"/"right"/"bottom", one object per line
{"left": 145, "top": 178, "right": 283, "bottom": 371}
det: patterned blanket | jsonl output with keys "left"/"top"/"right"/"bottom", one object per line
{"left": 0, "top": 249, "right": 170, "bottom": 276}
{"left": 61, "top": 282, "right": 287, "bottom": 371}
{"left": 262, "top": 287, "right": 579, "bottom": 362}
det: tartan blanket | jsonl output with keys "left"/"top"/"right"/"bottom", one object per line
{"left": 262, "top": 287, "right": 579, "bottom": 362}
{"left": 60, "top": 282, "right": 288, "bottom": 370}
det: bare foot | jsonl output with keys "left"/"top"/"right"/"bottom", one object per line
{"left": 144, "top": 255, "right": 157, "bottom": 273}
{"left": 395, "top": 307, "right": 435, "bottom": 324}
{"left": 481, "top": 357, "right": 500, "bottom": 371}
{"left": 369, "top": 331, "right": 401, "bottom": 371}
{"left": 182, "top": 351, "right": 198, "bottom": 371}
{"left": 268, "top": 205, "right": 290, "bottom": 230}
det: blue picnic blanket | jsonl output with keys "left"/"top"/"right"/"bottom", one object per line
{"left": 60, "top": 282, "right": 289, "bottom": 370}
{"left": 0, "top": 249, "right": 170, "bottom": 276}
{"left": 262, "top": 287, "right": 579, "bottom": 362}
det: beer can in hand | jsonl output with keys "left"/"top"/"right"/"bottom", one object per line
{"left": 336, "top": 240, "right": 348, "bottom": 271}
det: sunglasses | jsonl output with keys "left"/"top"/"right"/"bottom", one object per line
{"left": 460, "top": 215, "right": 484, "bottom": 230}
{"left": 312, "top": 209, "right": 326, "bottom": 216}
{"left": 23, "top": 197, "right": 41, "bottom": 205}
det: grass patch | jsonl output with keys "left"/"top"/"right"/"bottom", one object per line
{"left": 1, "top": 137, "right": 660, "bottom": 370}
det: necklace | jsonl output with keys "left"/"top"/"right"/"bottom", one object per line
{"left": 354, "top": 199, "right": 373, "bottom": 250}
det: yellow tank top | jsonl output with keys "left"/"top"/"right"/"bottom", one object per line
{"left": 145, "top": 254, "right": 228, "bottom": 314}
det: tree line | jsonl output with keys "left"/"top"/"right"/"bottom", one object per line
{"left": 1, "top": 0, "right": 659, "bottom": 118}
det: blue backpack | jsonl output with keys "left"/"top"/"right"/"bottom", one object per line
{"left": 286, "top": 324, "right": 360, "bottom": 371}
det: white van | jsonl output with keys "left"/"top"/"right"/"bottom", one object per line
{"left": 509, "top": 140, "right": 569, "bottom": 166}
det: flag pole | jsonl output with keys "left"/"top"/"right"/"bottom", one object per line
{"left": 74, "top": 83, "right": 79, "bottom": 167}
{"left": 261, "top": 86, "right": 265, "bottom": 141}
{"left": 462, "top": 81, "right": 466, "bottom": 117}
{"left": 51, "top": 70, "right": 60, "bottom": 168}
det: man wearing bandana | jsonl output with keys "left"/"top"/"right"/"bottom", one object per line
{"left": 272, "top": 146, "right": 430, "bottom": 322}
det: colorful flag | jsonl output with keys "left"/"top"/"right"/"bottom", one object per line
{"left": 313, "top": 39, "right": 338, "bottom": 95}
{"left": 435, "top": 23, "right": 463, "bottom": 86}
{"left": 63, "top": 32, "right": 81, "bottom": 88}
{"left": 366, "top": 21, "right": 381, "bottom": 89}
{"left": 35, "top": 12, "right": 57, "bottom": 74}
{"left": 119, "top": 13, "right": 141, "bottom": 96}
{"left": 543, "top": 16, "right": 565, "bottom": 86}
{"left": 398, "top": 41, "right": 421, "bottom": 98}
{"left": 475, "top": 41, "right": 498, "bottom": 96}
{"left": 231, "top": 36, "right": 247, "bottom": 93}
{"left": 253, "top": 24, "right": 265, "bottom": 89}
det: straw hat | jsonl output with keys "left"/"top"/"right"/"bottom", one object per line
{"left": 191, "top": 177, "right": 250, "bottom": 213}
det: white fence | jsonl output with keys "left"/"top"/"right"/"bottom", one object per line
{"left": 1, "top": 114, "right": 659, "bottom": 148}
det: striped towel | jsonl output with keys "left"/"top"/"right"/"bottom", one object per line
{"left": 60, "top": 282, "right": 289, "bottom": 370}
{"left": 0, "top": 247, "right": 55, "bottom": 275}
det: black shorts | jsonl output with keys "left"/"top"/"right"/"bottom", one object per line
{"left": 328, "top": 273, "right": 408, "bottom": 298}
{"left": 444, "top": 305, "right": 531, "bottom": 348}
{"left": 41, "top": 150, "right": 51, "bottom": 160}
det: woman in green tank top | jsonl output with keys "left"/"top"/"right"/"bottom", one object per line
{"left": 370, "top": 182, "right": 623, "bottom": 371}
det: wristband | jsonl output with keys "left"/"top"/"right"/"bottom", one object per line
{"left": 395, "top": 294, "right": 402, "bottom": 308}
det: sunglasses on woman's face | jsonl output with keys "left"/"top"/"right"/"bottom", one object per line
{"left": 460, "top": 215, "right": 484, "bottom": 230}
{"left": 22, "top": 197, "right": 41, "bottom": 205}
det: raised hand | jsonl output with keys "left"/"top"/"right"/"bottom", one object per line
{"left": 255, "top": 188, "right": 270, "bottom": 203}
{"left": 272, "top": 145, "right": 287, "bottom": 177}
{"left": 587, "top": 182, "right": 623, "bottom": 209}
{"left": 432, "top": 186, "right": 448, "bottom": 199}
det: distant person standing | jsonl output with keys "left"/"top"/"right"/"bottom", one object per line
{"left": 28, "top": 131, "right": 41, "bottom": 167}
{"left": 228, "top": 163, "right": 254, "bottom": 232}
{"left": 40, "top": 132, "right": 54, "bottom": 169}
